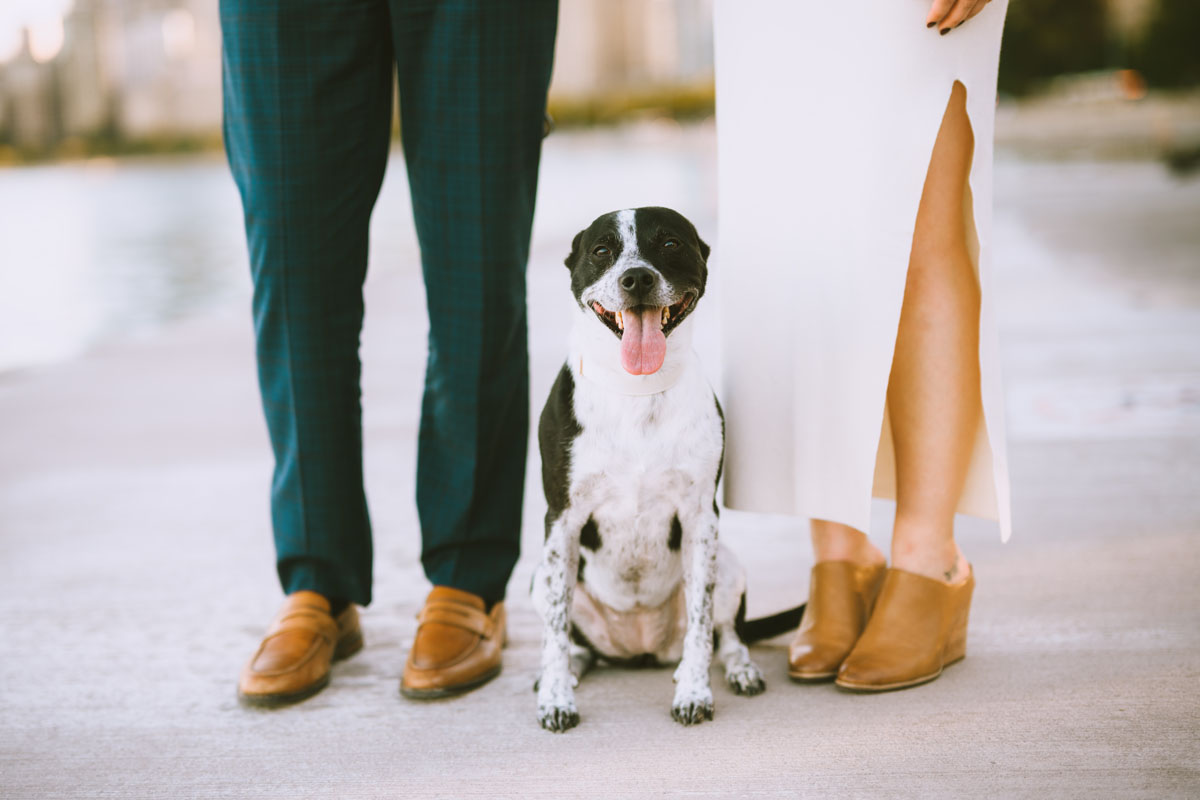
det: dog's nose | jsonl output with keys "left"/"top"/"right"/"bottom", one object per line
{"left": 619, "top": 267, "right": 656, "bottom": 293}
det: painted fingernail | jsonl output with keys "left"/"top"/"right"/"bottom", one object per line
{"left": 927, "top": 21, "right": 936, "bottom": 28}
{"left": 940, "top": 27, "right": 950, "bottom": 35}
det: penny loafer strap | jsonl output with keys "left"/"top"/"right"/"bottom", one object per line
{"left": 417, "top": 602, "right": 493, "bottom": 638}
{"left": 265, "top": 608, "right": 338, "bottom": 639}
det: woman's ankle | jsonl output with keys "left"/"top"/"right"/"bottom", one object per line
{"left": 891, "top": 526, "right": 968, "bottom": 584}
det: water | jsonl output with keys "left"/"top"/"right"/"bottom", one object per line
{"left": 0, "top": 121, "right": 714, "bottom": 373}
{"left": 0, "top": 154, "right": 248, "bottom": 371}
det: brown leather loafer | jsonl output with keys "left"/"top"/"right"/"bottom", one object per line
{"left": 401, "top": 586, "right": 505, "bottom": 700}
{"left": 237, "top": 591, "right": 363, "bottom": 708}
{"left": 835, "top": 565, "right": 974, "bottom": 692}
{"left": 788, "top": 560, "right": 887, "bottom": 682}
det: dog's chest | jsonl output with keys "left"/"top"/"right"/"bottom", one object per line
{"left": 567, "top": 371, "right": 721, "bottom": 609}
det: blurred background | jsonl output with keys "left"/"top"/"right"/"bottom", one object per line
{"left": 0, "top": 0, "right": 1198, "bottom": 374}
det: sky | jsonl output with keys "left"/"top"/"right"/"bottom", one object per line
{"left": 0, "top": 0, "right": 74, "bottom": 64}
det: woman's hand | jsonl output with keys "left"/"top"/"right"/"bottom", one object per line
{"left": 926, "top": 0, "right": 992, "bottom": 34}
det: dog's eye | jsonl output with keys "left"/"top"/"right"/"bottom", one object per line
{"left": 663, "top": 239, "right": 680, "bottom": 249}
{"left": 592, "top": 245, "right": 610, "bottom": 257}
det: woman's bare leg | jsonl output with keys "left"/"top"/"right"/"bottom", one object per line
{"left": 887, "top": 80, "right": 978, "bottom": 584}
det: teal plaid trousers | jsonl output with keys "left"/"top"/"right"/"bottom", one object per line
{"left": 220, "top": 0, "right": 558, "bottom": 606}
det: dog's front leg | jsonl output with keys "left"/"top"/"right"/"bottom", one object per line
{"left": 535, "top": 514, "right": 582, "bottom": 732}
{"left": 672, "top": 510, "right": 719, "bottom": 725}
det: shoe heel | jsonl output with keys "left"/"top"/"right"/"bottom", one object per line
{"left": 335, "top": 631, "right": 364, "bottom": 660}
{"left": 944, "top": 622, "right": 967, "bottom": 664}
{"left": 944, "top": 567, "right": 974, "bottom": 665}
{"left": 943, "top": 601, "right": 971, "bottom": 665}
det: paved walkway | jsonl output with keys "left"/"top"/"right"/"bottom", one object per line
{"left": 1, "top": 126, "right": 1198, "bottom": 798}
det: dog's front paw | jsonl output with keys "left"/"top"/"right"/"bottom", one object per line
{"left": 536, "top": 673, "right": 579, "bottom": 732}
{"left": 537, "top": 700, "right": 580, "bottom": 732}
{"left": 725, "top": 661, "right": 766, "bottom": 696}
{"left": 671, "top": 685, "right": 714, "bottom": 726}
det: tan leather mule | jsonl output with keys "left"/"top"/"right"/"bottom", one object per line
{"left": 238, "top": 591, "right": 363, "bottom": 707}
{"left": 788, "top": 561, "right": 887, "bottom": 682}
{"left": 835, "top": 565, "right": 974, "bottom": 692}
{"left": 401, "top": 586, "right": 505, "bottom": 699}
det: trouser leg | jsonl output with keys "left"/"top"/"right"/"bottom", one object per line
{"left": 390, "top": 0, "right": 558, "bottom": 605}
{"left": 221, "top": 0, "right": 394, "bottom": 605}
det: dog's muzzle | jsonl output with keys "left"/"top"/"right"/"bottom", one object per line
{"left": 589, "top": 294, "right": 695, "bottom": 376}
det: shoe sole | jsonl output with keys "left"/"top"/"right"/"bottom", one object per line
{"left": 237, "top": 632, "right": 364, "bottom": 709}
{"left": 400, "top": 665, "right": 502, "bottom": 701}
{"left": 787, "top": 670, "right": 837, "bottom": 684}
{"left": 238, "top": 673, "right": 331, "bottom": 708}
{"left": 833, "top": 654, "right": 964, "bottom": 693}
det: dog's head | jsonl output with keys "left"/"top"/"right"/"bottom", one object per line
{"left": 564, "top": 207, "right": 710, "bottom": 376}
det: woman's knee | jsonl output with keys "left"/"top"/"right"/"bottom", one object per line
{"left": 908, "top": 83, "right": 978, "bottom": 283}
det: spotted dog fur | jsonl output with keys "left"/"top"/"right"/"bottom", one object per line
{"left": 533, "top": 208, "right": 800, "bottom": 732}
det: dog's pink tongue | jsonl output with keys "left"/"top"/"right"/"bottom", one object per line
{"left": 620, "top": 307, "right": 667, "bottom": 375}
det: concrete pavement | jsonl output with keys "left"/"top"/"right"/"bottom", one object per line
{"left": 1, "top": 124, "right": 1198, "bottom": 798}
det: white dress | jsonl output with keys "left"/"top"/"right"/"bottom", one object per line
{"left": 714, "top": 0, "right": 1012, "bottom": 540}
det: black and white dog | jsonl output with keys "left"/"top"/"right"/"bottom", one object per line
{"left": 533, "top": 207, "right": 802, "bottom": 732}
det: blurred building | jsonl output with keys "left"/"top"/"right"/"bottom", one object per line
{"left": 0, "top": 0, "right": 222, "bottom": 147}
{"left": 1, "top": 30, "right": 60, "bottom": 148}
{"left": 57, "top": 0, "right": 117, "bottom": 138}
{"left": 0, "top": 0, "right": 719, "bottom": 151}
{"left": 551, "top": 0, "right": 714, "bottom": 96}
{"left": 113, "top": 0, "right": 221, "bottom": 137}
{"left": 0, "top": 0, "right": 1176, "bottom": 153}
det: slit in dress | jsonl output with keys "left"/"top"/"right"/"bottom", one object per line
{"left": 871, "top": 79, "right": 1000, "bottom": 524}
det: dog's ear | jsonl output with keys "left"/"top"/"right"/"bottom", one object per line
{"left": 565, "top": 230, "right": 584, "bottom": 270}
